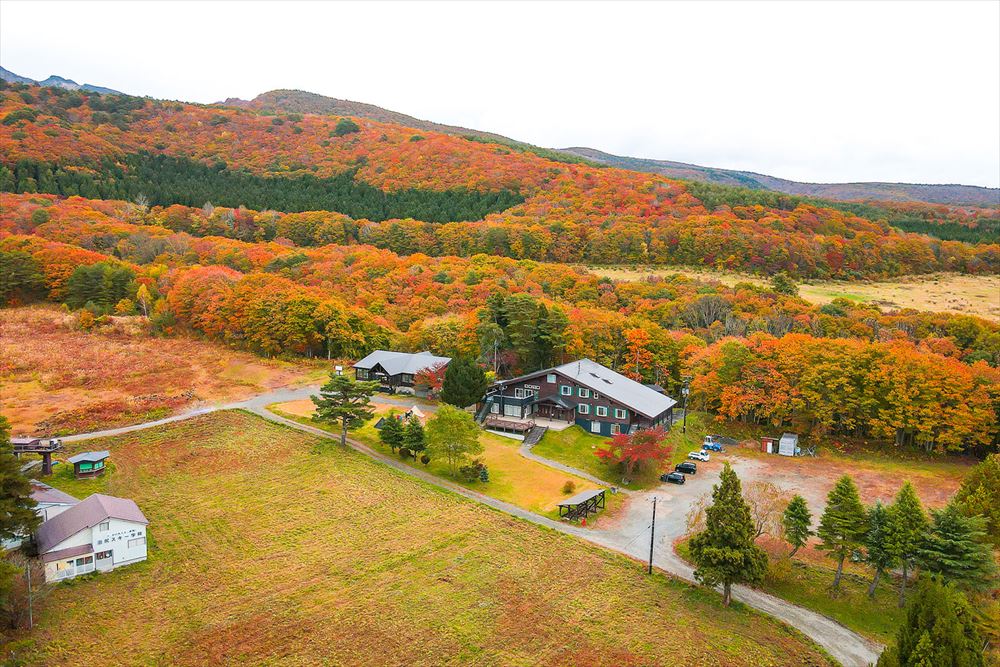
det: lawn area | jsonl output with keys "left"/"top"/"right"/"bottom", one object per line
{"left": 0, "top": 305, "right": 327, "bottom": 436}
{"left": 269, "top": 400, "right": 617, "bottom": 522}
{"left": 7, "top": 411, "right": 834, "bottom": 666}
{"left": 532, "top": 423, "right": 699, "bottom": 490}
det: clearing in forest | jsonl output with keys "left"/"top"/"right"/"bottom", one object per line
{"left": 0, "top": 306, "right": 326, "bottom": 436}
{"left": 8, "top": 411, "right": 832, "bottom": 667}
{"left": 589, "top": 267, "right": 1000, "bottom": 322}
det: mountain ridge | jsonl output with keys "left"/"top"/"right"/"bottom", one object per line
{"left": 0, "top": 66, "right": 121, "bottom": 95}
{"left": 1, "top": 65, "right": 995, "bottom": 206}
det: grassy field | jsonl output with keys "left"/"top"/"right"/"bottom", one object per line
{"left": 587, "top": 267, "right": 1000, "bottom": 322}
{"left": 270, "top": 400, "right": 615, "bottom": 522}
{"left": 0, "top": 306, "right": 327, "bottom": 436}
{"left": 5, "top": 411, "right": 834, "bottom": 666}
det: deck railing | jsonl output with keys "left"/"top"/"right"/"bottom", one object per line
{"left": 54, "top": 562, "right": 95, "bottom": 580}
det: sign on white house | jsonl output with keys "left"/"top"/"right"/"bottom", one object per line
{"left": 34, "top": 493, "right": 149, "bottom": 582}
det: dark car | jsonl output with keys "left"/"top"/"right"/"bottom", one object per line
{"left": 660, "top": 471, "right": 686, "bottom": 485}
{"left": 675, "top": 462, "right": 697, "bottom": 475}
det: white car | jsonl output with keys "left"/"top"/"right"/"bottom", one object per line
{"left": 688, "top": 450, "right": 710, "bottom": 462}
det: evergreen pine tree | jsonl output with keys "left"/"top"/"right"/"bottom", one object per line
{"left": 0, "top": 415, "right": 40, "bottom": 544}
{"left": 865, "top": 501, "right": 898, "bottom": 598}
{"left": 782, "top": 494, "right": 813, "bottom": 557}
{"left": 952, "top": 453, "right": 1000, "bottom": 548}
{"left": 876, "top": 577, "right": 984, "bottom": 667}
{"left": 311, "top": 373, "right": 379, "bottom": 446}
{"left": 886, "top": 482, "right": 929, "bottom": 607}
{"left": 439, "top": 357, "right": 488, "bottom": 409}
{"left": 817, "top": 475, "right": 868, "bottom": 591}
{"left": 688, "top": 462, "right": 768, "bottom": 606}
{"left": 917, "top": 503, "right": 996, "bottom": 591}
{"left": 378, "top": 415, "right": 405, "bottom": 453}
{"left": 403, "top": 416, "right": 426, "bottom": 457}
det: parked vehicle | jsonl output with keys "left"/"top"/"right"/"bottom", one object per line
{"left": 661, "top": 471, "right": 686, "bottom": 485}
{"left": 702, "top": 436, "right": 724, "bottom": 452}
{"left": 688, "top": 450, "right": 710, "bottom": 462}
{"left": 675, "top": 462, "right": 697, "bottom": 475}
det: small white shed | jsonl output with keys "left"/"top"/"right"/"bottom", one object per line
{"left": 778, "top": 433, "right": 799, "bottom": 457}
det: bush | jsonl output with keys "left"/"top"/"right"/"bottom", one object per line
{"left": 333, "top": 118, "right": 360, "bottom": 137}
{"left": 398, "top": 447, "right": 412, "bottom": 459}
{"left": 29, "top": 208, "right": 50, "bottom": 225}
{"left": 562, "top": 480, "right": 577, "bottom": 495}
{"left": 420, "top": 454, "right": 430, "bottom": 465}
{"left": 459, "top": 458, "right": 487, "bottom": 483}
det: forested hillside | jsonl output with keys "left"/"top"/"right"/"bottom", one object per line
{"left": 2, "top": 193, "right": 998, "bottom": 455}
{"left": 1, "top": 82, "right": 998, "bottom": 279}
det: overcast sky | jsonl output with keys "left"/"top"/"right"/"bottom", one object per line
{"left": 2, "top": 1, "right": 998, "bottom": 188}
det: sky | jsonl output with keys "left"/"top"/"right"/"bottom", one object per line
{"left": 2, "top": 0, "right": 998, "bottom": 188}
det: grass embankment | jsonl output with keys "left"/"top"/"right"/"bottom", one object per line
{"left": 8, "top": 410, "right": 834, "bottom": 666}
{"left": 269, "top": 401, "right": 615, "bottom": 522}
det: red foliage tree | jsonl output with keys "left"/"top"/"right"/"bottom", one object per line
{"left": 595, "top": 427, "right": 672, "bottom": 479}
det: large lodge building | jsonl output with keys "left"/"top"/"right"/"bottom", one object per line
{"left": 483, "top": 359, "right": 676, "bottom": 436}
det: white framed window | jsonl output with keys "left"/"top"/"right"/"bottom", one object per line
{"left": 577, "top": 404, "right": 590, "bottom": 415}
{"left": 578, "top": 387, "right": 590, "bottom": 398}
{"left": 560, "top": 385, "right": 572, "bottom": 396}
{"left": 591, "top": 421, "right": 601, "bottom": 433}
{"left": 596, "top": 406, "right": 608, "bottom": 417}
{"left": 356, "top": 369, "right": 368, "bottom": 380}
{"left": 611, "top": 424, "right": 621, "bottom": 435}
{"left": 128, "top": 537, "right": 146, "bottom": 549}
{"left": 614, "top": 408, "right": 627, "bottom": 419}
{"left": 546, "top": 374, "right": 556, "bottom": 383}
{"left": 514, "top": 388, "right": 526, "bottom": 398}
{"left": 490, "top": 403, "right": 500, "bottom": 414}
{"left": 99, "top": 521, "right": 110, "bottom": 532}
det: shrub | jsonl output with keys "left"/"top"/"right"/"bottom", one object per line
{"left": 459, "top": 458, "right": 487, "bottom": 483}
{"left": 333, "top": 118, "right": 360, "bottom": 136}
{"left": 562, "top": 480, "right": 577, "bottom": 495}
{"left": 398, "top": 447, "right": 412, "bottom": 460}
{"left": 420, "top": 454, "right": 430, "bottom": 465}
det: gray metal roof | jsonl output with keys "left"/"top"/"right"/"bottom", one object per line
{"left": 352, "top": 350, "right": 451, "bottom": 376}
{"left": 30, "top": 481, "right": 79, "bottom": 507}
{"left": 67, "top": 451, "right": 109, "bottom": 464}
{"left": 558, "top": 488, "right": 606, "bottom": 507}
{"left": 36, "top": 494, "right": 148, "bottom": 554}
{"left": 551, "top": 359, "right": 677, "bottom": 419}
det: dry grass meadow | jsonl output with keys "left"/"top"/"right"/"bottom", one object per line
{"left": 5, "top": 411, "right": 833, "bottom": 667}
{"left": 0, "top": 306, "right": 326, "bottom": 436}
{"left": 588, "top": 267, "right": 1000, "bottom": 321}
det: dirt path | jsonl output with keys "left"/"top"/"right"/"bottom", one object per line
{"left": 58, "top": 388, "right": 882, "bottom": 667}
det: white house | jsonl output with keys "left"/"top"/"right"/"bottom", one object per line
{"left": 34, "top": 493, "right": 149, "bottom": 582}
{"left": 1, "top": 481, "right": 80, "bottom": 552}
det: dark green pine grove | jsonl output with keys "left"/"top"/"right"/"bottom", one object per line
{"left": 0, "top": 153, "right": 524, "bottom": 224}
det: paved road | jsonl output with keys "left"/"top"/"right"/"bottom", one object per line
{"left": 60, "top": 388, "right": 881, "bottom": 666}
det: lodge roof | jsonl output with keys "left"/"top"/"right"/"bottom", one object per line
{"left": 36, "top": 494, "right": 148, "bottom": 554}
{"left": 353, "top": 350, "right": 451, "bottom": 376}
{"left": 30, "top": 481, "right": 79, "bottom": 507}
{"left": 498, "top": 359, "right": 677, "bottom": 419}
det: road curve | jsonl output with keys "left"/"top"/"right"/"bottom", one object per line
{"left": 58, "top": 387, "right": 882, "bottom": 667}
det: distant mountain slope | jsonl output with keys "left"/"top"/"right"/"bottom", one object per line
{"left": 225, "top": 89, "right": 512, "bottom": 143}
{"left": 560, "top": 147, "right": 999, "bottom": 207}
{"left": 0, "top": 66, "right": 121, "bottom": 95}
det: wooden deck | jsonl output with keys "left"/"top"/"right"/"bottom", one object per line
{"left": 483, "top": 415, "right": 535, "bottom": 433}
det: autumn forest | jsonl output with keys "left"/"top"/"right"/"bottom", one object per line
{"left": 1, "top": 81, "right": 999, "bottom": 457}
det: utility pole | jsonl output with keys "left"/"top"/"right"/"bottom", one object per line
{"left": 648, "top": 497, "right": 657, "bottom": 575}
{"left": 26, "top": 560, "right": 33, "bottom": 630}
{"left": 681, "top": 377, "right": 690, "bottom": 434}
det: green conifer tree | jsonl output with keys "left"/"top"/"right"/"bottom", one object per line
{"left": 688, "top": 462, "right": 768, "bottom": 606}
{"left": 782, "top": 494, "right": 813, "bottom": 557}
{"left": 311, "top": 373, "right": 378, "bottom": 446}
{"left": 817, "top": 475, "right": 868, "bottom": 590}
{"left": 865, "top": 501, "right": 898, "bottom": 598}
{"left": 917, "top": 503, "right": 996, "bottom": 591}
{"left": 886, "top": 482, "right": 929, "bottom": 607}
{"left": 378, "top": 414, "right": 405, "bottom": 453}
{"left": 439, "top": 357, "right": 488, "bottom": 409}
